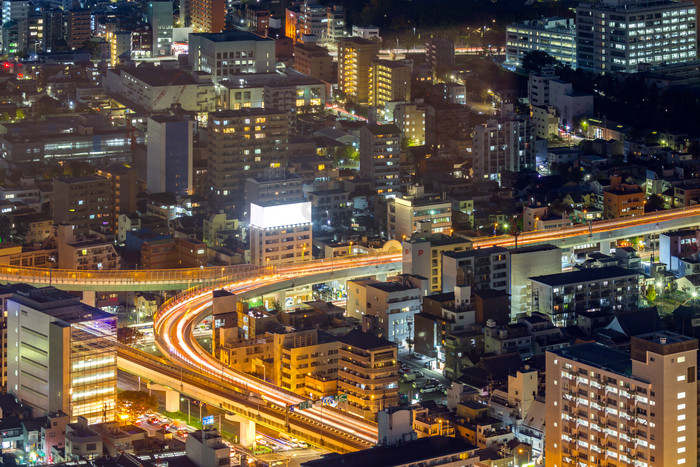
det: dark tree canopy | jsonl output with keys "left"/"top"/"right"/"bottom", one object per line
{"left": 117, "top": 390, "right": 158, "bottom": 418}
{"left": 117, "top": 326, "right": 144, "bottom": 346}
{"left": 522, "top": 51, "right": 561, "bottom": 72}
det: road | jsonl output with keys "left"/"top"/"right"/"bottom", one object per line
{"left": 152, "top": 254, "right": 404, "bottom": 450}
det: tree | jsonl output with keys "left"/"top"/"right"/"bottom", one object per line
{"left": 117, "top": 390, "right": 158, "bottom": 419}
{"left": 117, "top": 326, "right": 144, "bottom": 346}
{"left": 645, "top": 194, "right": 665, "bottom": 212}
{"left": 646, "top": 287, "right": 656, "bottom": 302}
{"left": 522, "top": 51, "right": 560, "bottom": 72}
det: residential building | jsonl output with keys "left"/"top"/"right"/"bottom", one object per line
{"left": 394, "top": 102, "right": 425, "bottom": 145}
{"left": 530, "top": 266, "right": 640, "bottom": 327}
{"left": 94, "top": 165, "right": 138, "bottom": 228}
{"left": 402, "top": 235, "right": 473, "bottom": 292}
{"left": 659, "top": 230, "right": 698, "bottom": 272}
{"left": 109, "top": 31, "right": 132, "bottom": 67}
{"left": 2, "top": 0, "right": 28, "bottom": 55}
{"left": 576, "top": 0, "right": 697, "bottom": 73}
{"left": 528, "top": 67, "right": 558, "bottom": 107}
{"left": 141, "top": 237, "right": 207, "bottom": 269}
{"left": 472, "top": 113, "right": 535, "bottom": 183}
{"left": 338, "top": 37, "right": 380, "bottom": 105}
{"left": 190, "top": 0, "right": 225, "bottom": 33}
{"left": 308, "top": 189, "right": 352, "bottom": 228}
{"left": 546, "top": 333, "right": 698, "bottom": 466}
{"left": 249, "top": 201, "right": 312, "bottom": 267}
{"left": 186, "top": 430, "right": 231, "bottom": 467}
{"left": 65, "top": 418, "right": 103, "bottom": 460}
{"left": 7, "top": 286, "right": 117, "bottom": 423}
{"left": 147, "top": 1, "right": 173, "bottom": 56}
{"left": 351, "top": 25, "right": 380, "bottom": 40}
{"left": 387, "top": 186, "right": 452, "bottom": 240}
{"left": 293, "top": 42, "right": 335, "bottom": 82}
{"left": 207, "top": 109, "right": 290, "bottom": 215}
{"left": 103, "top": 66, "right": 217, "bottom": 113}
{"left": 146, "top": 115, "right": 194, "bottom": 196}
{"left": 274, "top": 329, "right": 339, "bottom": 396}
{"left": 52, "top": 176, "right": 111, "bottom": 236}
{"left": 549, "top": 79, "right": 594, "bottom": 128}
{"left": 359, "top": 123, "right": 401, "bottom": 196}
{"left": 299, "top": 0, "right": 327, "bottom": 41}
{"left": 370, "top": 60, "right": 411, "bottom": 110}
{"left": 531, "top": 105, "right": 559, "bottom": 139}
{"left": 603, "top": 175, "right": 644, "bottom": 219}
{"left": 188, "top": 31, "right": 276, "bottom": 83}
{"left": 245, "top": 170, "right": 304, "bottom": 208}
{"left": 425, "top": 102, "right": 470, "bottom": 158}
{"left": 510, "top": 244, "right": 561, "bottom": 319}
{"left": 442, "top": 247, "right": 510, "bottom": 294}
{"left": 56, "top": 224, "right": 121, "bottom": 271}
{"left": 426, "top": 37, "right": 455, "bottom": 69}
{"left": 337, "top": 329, "right": 399, "bottom": 420}
{"left": 326, "top": 4, "right": 345, "bottom": 43}
{"left": 505, "top": 17, "right": 576, "bottom": 68}
{"left": 346, "top": 278, "right": 421, "bottom": 348}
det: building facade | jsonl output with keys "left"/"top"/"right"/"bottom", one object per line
{"left": 359, "top": 123, "right": 401, "bottom": 196}
{"left": 338, "top": 37, "right": 380, "bottom": 105}
{"left": 505, "top": 17, "right": 576, "bottom": 68}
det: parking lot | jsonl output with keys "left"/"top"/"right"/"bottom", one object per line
{"left": 398, "top": 353, "right": 449, "bottom": 405}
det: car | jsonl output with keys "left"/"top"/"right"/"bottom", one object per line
{"left": 147, "top": 417, "right": 160, "bottom": 425}
{"left": 412, "top": 378, "right": 428, "bottom": 389}
{"left": 420, "top": 385, "right": 440, "bottom": 394}
{"left": 176, "top": 430, "right": 188, "bottom": 438}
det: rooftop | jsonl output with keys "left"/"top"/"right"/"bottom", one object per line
{"left": 443, "top": 246, "right": 508, "bottom": 260}
{"left": 190, "top": 30, "right": 273, "bottom": 43}
{"left": 339, "top": 329, "right": 395, "bottom": 351}
{"left": 530, "top": 266, "right": 638, "bottom": 287}
{"left": 365, "top": 123, "right": 401, "bottom": 136}
{"left": 302, "top": 436, "right": 476, "bottom": 466}
{"left": 125, "top": 66, "right": 198, "bottom": 87}
{"left": 552, "top": 342, "right": 632, "bottom": 375}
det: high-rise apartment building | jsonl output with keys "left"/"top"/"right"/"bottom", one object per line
{"left": 245, "top": 170, "right": 304, "bottom": 208}
{"left": 337, "top": 329, "right": 399, "bottom": 420}
{"left": 43, "top": 8, "right": 63, "bottom": 52}
{"left": 7, "top": 286, "right": 117, "bottom": 424}
{"left": 66, "top": 9, "right": 90, "bottom": 50}
{"left": 147, "top": 115, "right": 194, "bottom": 196}
{"left": 95, "top": 165, "right": 139, "bottom": 231}
{"left": 299, "top": 0, "right": 326, "bottom": 40}
{"left": 207, "top": 109, "right": 289, "bottom": 215}
{"left": 369, "top": 59, "right": 411, "bottom": 109}
{"left": 472, "top": 113, "right": 535, "bottom": 183}
{"left": 425, "top": 37, "right": 455, "bottom": 69}
{"left": 147, "top": 1, "right": 173, "bottom": 56}
{"left": 190, "top": 0, "right": 225, "bottom": 33}
{"left": 188, "top": 31, "right": 276, "bottom": 83}
{"left": 394, "top": 102, "right": 425, "bottom": 145}
{"left": 293, "top": 42, "right": 335, "bottom": 82}
{"left": 509, "top": 244, "right": 561, "bottom": 320}
{"left": 338, "top": 37, "right": 380, "bottom": 105}
{"left": 442, "top": 246, "right": 510, "bottom": 294}
{"left": 576, "top": 0, "right": 697, "bottom": 73}
{"left": 546, "top": 332, "right": 698, "bottom": 467}
{"left": 387, "top": 188, "right": 452, "bottom": 240}
{"left": 359, "top": 123, "right": 401, "bottom": 196}
{"left": 273, "top": 329, "right": 338, "bottom": 395}
{"left": 326, "top": 4, "right": 345, "bottom": 42}
{"left": 2, "top": 0, "right": 28, "bottom": 55}
{"left": 505, "top": 17, "right": 576, "bottom": 68}
{"left": 425, "top": 102, "right": 470, "bottom": 158}
{"left": 52, "top": 175, "right": 112, "bottom": 236}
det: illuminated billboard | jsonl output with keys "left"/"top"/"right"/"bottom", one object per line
{"left": 250, "top": 202, "right": 312, "bottom": 229}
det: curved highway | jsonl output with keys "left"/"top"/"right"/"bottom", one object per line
{"left": 154, "top": 253, "right": 404, "bottom": 447}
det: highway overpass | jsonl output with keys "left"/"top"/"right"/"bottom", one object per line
{"left": 0, "top": 205, "right": 698, "bottom": 292}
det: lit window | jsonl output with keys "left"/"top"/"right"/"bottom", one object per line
{"left": 678, "top": 425, "right": 686, "bottom": 432}
{"left": 678, "top": 404, "right": 686, "bottom": 410}
{"left": 678, "top": 436, "right": 686, "bottom": 442}
{"left": 678, "top": 447, "right": 686, "bottom": 454}
{"left": 678, "top": 392, "right": 686, "bottom": 399}
{"left": 678, "top": 375, "right": 686, "bottom": 382}
{"left": 678, "top": 356, "right": 686, "bottom": 363}
{"left": 678, "top": 414, "right": 686, "bottom": 421}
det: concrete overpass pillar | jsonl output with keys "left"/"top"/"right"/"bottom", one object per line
{"left": 274, "top": 290, "right": 285, "bottom": 306}
{"left": 375, "top": 273, "right": 387, "bottom": 282}
{"left": 147, "top": 383, "right": 180, "bottom": 412}
{"left": 225, "top": 414, "right": 256, "bottom": 447}
{"left": 599, "top": 241, "right": 612, "bottom": 255}
{"left": 82, "top": 290, "right": 96, "bottom": 307}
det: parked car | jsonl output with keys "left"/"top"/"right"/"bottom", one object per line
{"left": 412, "top": 378, "right": 428, "bottom": 389}
{"left": 401, "top": 372, "right": 417, "bottom": 383}
{"left": 420, "top": 385, "right": 440, "bottom": 394}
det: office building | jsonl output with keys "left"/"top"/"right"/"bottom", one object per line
{"left": 2, "top": 0, "right": 28, "bottom": 55}
{"left": 42, "top": 8, "right": 63, "bottom": 52}
{"left": 65, "top": 9, "right": 90, "bottom": 50}
{"left": 95, "top": 165, "right": 139, "bottom": 228}
{"left": 426, "top": 37, "right": 455, "bottom": 69}
{"left": 402, "top": 235, "right": 473, "bottom": 292}
{"left": 299, "top": 0, "right": 326, "bottom": 41}
{"left": 442, "top": 247, "right": 510, "bottom": 294}
{"left": 337, "top": 329, "right": 399, "bottom": 420}
{"left": 576, "top": 0, "right": 697, "bottom": 73}
{"left": 505, "top": 17, "right": 576, "bottom": 68}
{"left": 207, "top": 109, "right": 289, "bottom": 215}
{"left": 249, "top": 201, "right": 312, "bottom": 267}
{"left": 546, "top": 333, "right": 698, "bottom": 466}
{"left": 510, "top": 245, "right": 561, "bottom": 319}
{"left": 359, "top": 123, "right": 401, "bottom": 196}
{"left": 346, "top": 278, "right": 421, "bottom": 347}
{"left": 147, "top": 115, "right": 194, "bottom": 196}
{"left": 293, "top": 42, "right": 335, "bottom": 82}
{"left": 425, "top": 102, "right": 470, "bottom": 158}
{"left": 188, "top": 31, "right": 276, "bottom": 83}
{"left": 472, "top": 113, "right": 535, "bottom": 183}
{"left": 190, "top": 0, "right": 225, "bottom": 33}
{"left": 326, "top": 4, "right": 345, "bottom": 42}
{"left": 370, "top": 59, "right": 411, "bottom": 109}
{"left": 530, "top": 266, "right": 640, "bottom": 327}
{"left": 147, "top": 1, "right": 173, "bottom": 56}
{"left": 338, "top": 37, "right": 380, "bottom": 105}
{"left": 7, "top": 286, "right": 117, "bottom": 424}
{"left": 52, "top": 175, "right": 112, "bottom": 236}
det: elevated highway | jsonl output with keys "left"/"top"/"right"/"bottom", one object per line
{"left": 0, "top": 206, "right": 698, "bottom": 292}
